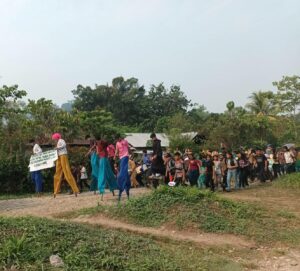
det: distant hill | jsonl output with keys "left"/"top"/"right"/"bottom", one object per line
{"left": 61, "top": 101, "right": 73, "bottom": 112}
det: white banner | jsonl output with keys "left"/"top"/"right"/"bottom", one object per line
{"left": 29, "top": 150, "right": 58, "bottom": 172}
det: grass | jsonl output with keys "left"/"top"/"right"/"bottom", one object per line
{"left": 63, "top": 186, "right": 300, "bottom": 245}
{"left": 0, "top": 216, "right": 246, "bottom": 271}
{"left": 0, "top": 194, "right": 36, "bottom": 200}
{"left": 274, "top": 173, "right": 300, "bottom": 189}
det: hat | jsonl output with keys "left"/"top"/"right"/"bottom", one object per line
{"left": 52, "top": 133, "right": 61, "bottom": 140}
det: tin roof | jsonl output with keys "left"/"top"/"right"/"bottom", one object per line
{"left": 125, "top": 133, "right": 169, "bottom": 148}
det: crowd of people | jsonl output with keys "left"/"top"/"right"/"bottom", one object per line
{"left": 30, "top": 133, "right": 300, "bottom": 198}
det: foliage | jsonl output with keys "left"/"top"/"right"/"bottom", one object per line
{"left": 77, "top": 109, "right": 119, "bottom": 141}
{"left": 0, "top": 216, "right": 239, "bottom": 271}
{"left": 0, "top": 154, "right": 31, "bottom": 194}
{"left": 72, "top": 78, "right": 190, "bottom": 131}
{"left": 168, "top": 129, "right": 199, "bottom": 153}
{"left": 273, "top": 75, "right": 300, "bottom": 115}
{"left": 274, "top": 173, "right": 300, "bottom": 189}
{"left": 246, "top": 91, "right": 277, "bottom": 115}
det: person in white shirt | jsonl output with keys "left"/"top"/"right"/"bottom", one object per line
{"left": 283, "top": 146, "right": 295, "bottom": 174}
{"left": 30, "top": 139, "right": 43, "bottom": 197}
{"left": 52, "top": 133, "right": 79, "bottom": 198}
{"left": 78, "top": 165, "right": 90, "bottom": 192}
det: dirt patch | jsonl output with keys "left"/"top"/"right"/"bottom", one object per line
{"left": 221, "top": 184, "right": 300, "bottom": 217}
{"left": 0, "top": 188, "right": 149, "bottom": 217}
{"left": 71, "top": 214, "right": 255, "bottom": 248}
{"left": 256, "top": 248, "right": 300, "bottom": 271}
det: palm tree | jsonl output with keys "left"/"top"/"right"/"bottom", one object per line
{"left": 246, "top": 91, "right": 275, "bottom": 115}
{"left": 226, "top": 101, "right": 235, "bottom": 118}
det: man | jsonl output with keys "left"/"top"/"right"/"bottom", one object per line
{"left": 115, "top": 134, "right": 131, "bottom": 201}
{"left": 283, "top": 146, "right": 295, "bottom": 174}
{"left": 255, "top": 148, "right": 268, "bottom": 182}
{"left": 150, "top": 133, "right": 165, "bottom": 176}
{"left": 30, "top": 138, "right": 43, "bottom": 197}
{"left": 52, "top": 133, "right": 79, "bottom": 197}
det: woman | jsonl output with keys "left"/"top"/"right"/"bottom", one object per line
{"left": 96, "top": 139, "right": 118, "bottom": 200}
{"left": 237, "top": 152, "right": 249, "bottom": 188}
{"left": 212, "top": 155, "right": 222, "bottom": 190}
{"left": 165, "top": 153, "right": 175, "bottom": 185}
{"left": 52, "top": 133, "right": 79, "bottom": 198}
{"left": 86, "top": 140, "right": 98, "bottom": 194}
{"left": 174, "top": 152, "right": 185, "bottom": 186}
{"left": 226, "top": 152, "right": 238, "bottom": 191}
{"left": 187, "top": 153, "right": 201, "bottom": 187}
{"left": 129, "top": 156, "right": 139, "bottom": 188}
{"left": 115, "top": 135, "right": 131, "bottom": 201}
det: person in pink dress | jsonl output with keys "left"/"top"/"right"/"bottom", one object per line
{"left": 115, "top": 134, "right": 131, "bottom": 201}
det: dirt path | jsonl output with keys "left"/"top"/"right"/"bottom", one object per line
{"left": 70, "top": 214, "right": 255, "bottom": 248}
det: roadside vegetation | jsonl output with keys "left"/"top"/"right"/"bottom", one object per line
{"left": 0, "top": 216, "right": 247, "bottom": 271}
{"left": 63, "top": 186, "right": 300, "bottom": 246}
{"left": 273, "top": 173, "right": 300, "bottom": 189}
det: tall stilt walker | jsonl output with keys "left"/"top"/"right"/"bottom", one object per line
{"left": 52, "top": 133, "right": 79, "bottom": 197}
{"left": 115, "top": 135, "right": 131, "bottom": 201}
{"left": 86, "top": 140, "right": 98, "bottom": 194}
{"left": 96, "top": 139, "right": 118, "bottom": 200}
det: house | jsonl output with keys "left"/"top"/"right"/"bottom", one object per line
{"left": 125, "top": 132, "right": 199, "bottom": 152}
{"left": 125, "top": 133, "right": 169, "bottom": 152}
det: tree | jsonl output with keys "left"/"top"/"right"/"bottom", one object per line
{"left": 0, "top": 85, "right": 28, "bottom": 156}
{"left": 246, "top": 91, "right": 276, "bottom": 115}
{"left": 225, "top": 101, "right": 235, "bottom": 118}
{"left": 77, "top": 109, "right": 119, "bottom": 141}
{"left": 273, "top": 75, "right": 300, "bottom": 139}
{"left": 141, "top": 84, "right": 191, "bottom": 131}
{"left": 273, "top": 75, "right": 300, "bottom": 115}
{"left": 72, "top": 77, "right": 146, "bottom": 127}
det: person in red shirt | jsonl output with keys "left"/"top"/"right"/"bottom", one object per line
{"left": 107, "top": 143, "right": 116, "bottom": 173}
{"left": 187, "top": 153, "right": 201, "bottom": 186}
{"left": 96, "top": 139, "right": 118, "bottom": 200}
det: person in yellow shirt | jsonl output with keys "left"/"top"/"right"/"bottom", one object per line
{"left": 52, "top": 133, "right": 79, "bottom": 198}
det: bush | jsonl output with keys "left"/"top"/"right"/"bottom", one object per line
{"left": 274, "top": 173, "right": 300, "bottom": 189}
{"left": 0, "top": 154, "right": 31, "bottom": 194}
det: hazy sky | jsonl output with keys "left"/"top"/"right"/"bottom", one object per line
{"left": 0, "top": 0, "right": 299, "bottom": 112}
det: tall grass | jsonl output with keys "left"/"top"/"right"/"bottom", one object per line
{"left": 274, "top": 173, "right": 300, "bottom": 189}
{"left": 0, "top": 216, "right": 240, "bottom": 271}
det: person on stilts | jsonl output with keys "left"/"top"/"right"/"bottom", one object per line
{"left": 96, "top": 139, "right": 118, "bottom": 201}
{"left": 115, "top": 134, "right": 131, "bottom": 201}
{"left": 52, "top": 133, "right": 79, "bottom": 198}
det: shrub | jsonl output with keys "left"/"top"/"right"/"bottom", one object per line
{"left": 274, "top": 173, "right": 300, "bottom": 189}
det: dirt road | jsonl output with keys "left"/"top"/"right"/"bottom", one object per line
{"left": 0, "top": 188, "right": 148, "bottom": 217}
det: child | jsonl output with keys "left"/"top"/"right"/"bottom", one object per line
{"left": 213, "top": 155, "right": 222, "bottom": 190}
{"left": 164, "top": 153, "right": 176, "bottom": 186}
{"left": 198, "top": 159, "right": 206, "bottom": 189}
{"left": 174, "top": 152, "right": 185, "bottom": 186}
{"left": 79, "top": 164, "right": 90, "bottom": 192}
